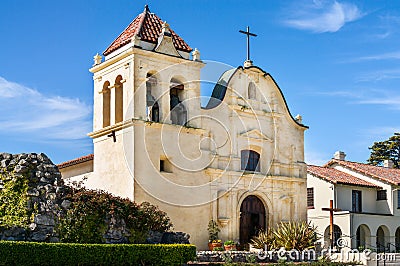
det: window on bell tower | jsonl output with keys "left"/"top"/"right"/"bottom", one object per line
{"left": 102, "top": 81, "right": 111, "bottom": 127}
{"left": 146, "top": 73, "right": 159, "bottom": 122}
{"left": 170, "top": 78, "right": 187, "bottom": 126}
{"left": 115, "top": 75, "right": 123, "bottom": 123}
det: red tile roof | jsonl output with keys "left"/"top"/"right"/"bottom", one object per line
{"left": 103, "top": 5, "right": 192, "bottom": 56}
{"left": 307, "top": 165, "right": 381, "bottom": 188}
{"left": 57, "top": 154, "right": 94, "bottom": 169}
{"left": 325, "top": 159, "right": 400, "bottom": 186}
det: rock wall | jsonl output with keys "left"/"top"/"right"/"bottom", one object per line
{"left": 0, "top": 152, "right": 190, "bottom": 244}
{"left": 0, "top": 152, "right": 67, "bottom": 242}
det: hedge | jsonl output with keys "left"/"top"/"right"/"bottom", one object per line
{"left": 189, "top": 263, "right": 359, "bottom": 266}
{"left": 0, "top": 241, "right": 196, "bottom": 265}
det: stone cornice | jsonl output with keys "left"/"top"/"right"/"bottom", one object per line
{"left": 90, "top": 47, "right": 204, "bottom": 74}
{"left": 204, "top": 168, "right": 306, "bottom": 181}
{"left": 88, "top": 119, "right": 208, "bottom": 139}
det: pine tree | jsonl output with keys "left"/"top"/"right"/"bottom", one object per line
{"left": 367, "top": 133, "right": 400, "bottom": 168}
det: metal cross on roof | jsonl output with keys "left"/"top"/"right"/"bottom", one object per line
{"left": 239, "top": 26, "right": 257, "bottom": 64}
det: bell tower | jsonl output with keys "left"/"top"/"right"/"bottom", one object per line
{"left": 87, "top": 5, "right": 204, "bottom": 199}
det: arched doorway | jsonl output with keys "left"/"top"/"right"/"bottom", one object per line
{"left": 376, "top": 226, "right": 389, "bottom": 252}
{"left": 239, "top": 195, "right": 266, "bottom": 245}
{"left": 356, "top": 224, "right": 371, "bottom": 250}
{"left": 323, "top": 224, "right": 342, "bottom": 249}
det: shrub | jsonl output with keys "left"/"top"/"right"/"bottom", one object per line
{"left": 0, "top": 241, "right": 196, "bottom": 266}
{"left": 251, "top": 221, "right": 318, "bottom": 251}
{"left": 273, "top": 221, "right": 317, "bottom": 250}
{"left": 251, "top": 227, "right": 275, "bottom": 249}
{"left": 57, "top": 188, "right": 173, "bottom": 243}
{"left": 0, "top": 170, "right": 31, "bottom": 228}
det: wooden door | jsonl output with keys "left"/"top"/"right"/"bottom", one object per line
{"left": 239, "top": 195, "right": 266, "bottom": 245}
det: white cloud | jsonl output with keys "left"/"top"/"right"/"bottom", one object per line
{"left": 284, "top": 1, "right": 364, "bottom": 33}
{"left": 305, "top": 150, "right": 331, "bottom": 165}
{"left": 0, "top": 77, "right": 92, "bottom": 140}
{"left": 356, "top": 69, "right": 400, "bottom": 82}
{"left": 372, "top": 31, "right": 391, "bottom": 40}
{"left": 355, "top": 96, "right": 400, "bottom": 110}
{"left": 365, "top": 127, "right": 400, "bottom": 139}
{"left": 320, "top": 87, "right": 400, "bottom": 110}
{"left": 352, "top": 51, "right": 400, "bottom": 62}
{"left": 316, "top": 90, "right": 361, "bottom": 98}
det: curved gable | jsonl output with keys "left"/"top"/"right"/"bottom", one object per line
{"left": 204, "top": 65, "right": 308, "bottom": 129}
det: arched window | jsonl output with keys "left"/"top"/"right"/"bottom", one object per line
{"left": 241, "top": 150, "right": 260, "bottom": 172}
{"left": 102, "top": 81, "right": 111, "bottom": 127}
{"left": 115, "top": 75, "right": 123, "bottom": 123}
{"left": 170, "top": 78, "right": 187, "bottom": 125}
{"left": 248, "top": 82, "right": 256, "bottom": 100}
{"left": 146, "top": 73, "right": 159, "bottom": 122}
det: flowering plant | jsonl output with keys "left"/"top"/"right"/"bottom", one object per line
{"left": 224, "top": 240, "right": 236, "bottom": 246}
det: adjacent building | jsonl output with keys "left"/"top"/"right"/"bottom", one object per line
{"left": 308, "top": 151, "right": 400, "bottom": 252}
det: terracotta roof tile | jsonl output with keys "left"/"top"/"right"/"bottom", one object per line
{"left": 103, "top": 5, "right": 192, "bottom": 56}
{"left": 57, "top": 154, "right": 94, "bottom": 169}
{"left": 307, "top": 165, "right": 381, "bottom": 189}
{"left": 325, "top": 159, "right": 400, "bottom": 186}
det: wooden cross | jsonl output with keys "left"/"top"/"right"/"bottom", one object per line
{"left": 322, "top": 200, "right": 341, "bottom": 249}
{"left": 239, "top": 26, "right": 257, "bottom": 62}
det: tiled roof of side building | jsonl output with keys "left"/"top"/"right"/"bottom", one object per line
{"left": 325, "top": 159, "right": 400, "bottom": 186}
{"left": 103, "top": 5, "right": 192, "bottom": 56}
{"left": 307, "top": 165, "right": 382, "bottom": 189}
{"left": 57, "top": 154, "right": 94, "bottom": 169}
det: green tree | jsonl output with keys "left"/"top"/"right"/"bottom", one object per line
{"left": 367, "top": 133, "right": 400, "bottom": 168}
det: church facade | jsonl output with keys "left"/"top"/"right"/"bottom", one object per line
{"left": 59, "top": 5, "right": 308, "bottom": 249}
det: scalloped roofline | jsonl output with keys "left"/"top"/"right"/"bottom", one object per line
{"left": 204, "top": 65, "right": 308, "bottom": 129}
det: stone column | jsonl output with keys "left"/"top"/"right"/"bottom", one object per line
{"left": 134, "top": 76, "right": 147, "bottom": 120}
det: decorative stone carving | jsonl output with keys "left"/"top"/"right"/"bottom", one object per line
{"left": 218, "top": 218, "right": 230, "bottom": 227}
{"left": 93, "top": 53, "right": 102, "bottom": 66}
{"left": 154, "top": 21, "right": 181, "bottom": 57}
{"left": 192, "top": 48, "right": 201, "bottom": 61}
{"left": 295, "top": 114, "right": 302, "bottom": 124}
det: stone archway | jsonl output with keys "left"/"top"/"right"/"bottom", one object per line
{"left": 356, "top": 224, "right": 371, "bottom": 250}
{"left": 323, "top": 224, "right": 342, "bottom": 249}
{"left": 239, "top": 195, "right": 266, "bottom": 245}
{"left": 376, "top": 226, "right": 389, "bottom": 252}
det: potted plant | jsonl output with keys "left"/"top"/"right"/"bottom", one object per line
{"left": 213, "top": 246, "right": 224, "bottom": 251}
{"left": 207, "top": 219, "right": 222, "bottom": 250}
{"left": 224, "top": 240, "right": 237, "bottom": 251}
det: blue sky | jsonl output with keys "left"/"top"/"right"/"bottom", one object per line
{"left": 0, "top": 0, "right": 399, "bottom": 165}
